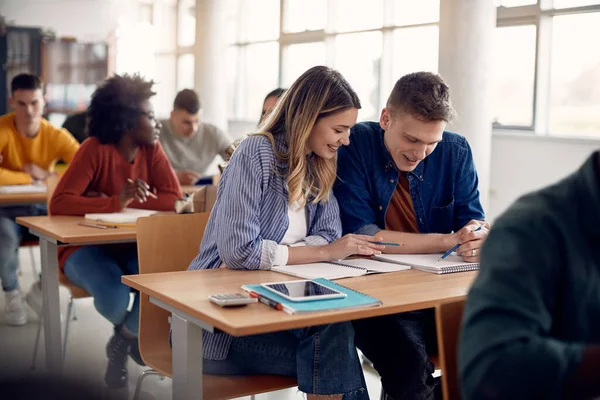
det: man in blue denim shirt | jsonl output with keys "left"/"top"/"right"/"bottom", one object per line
{"left": 334, "top": 72, "right": 488, "bottom": 400}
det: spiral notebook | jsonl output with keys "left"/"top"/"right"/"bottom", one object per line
{"left": 374, "top": 253, "right": 479, "bottom": 275}
{"left": 272, "top": 258, "right": 410, "bottom": 280}
{"left": 241, "top": 278, "right": 382, "bottom": 314}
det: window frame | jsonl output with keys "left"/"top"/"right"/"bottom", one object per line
{"left": 225, "top": 0, "right": 600, "bottom": 139}
{"left": 496, "top": 0, "right": 600, "bottom": 136}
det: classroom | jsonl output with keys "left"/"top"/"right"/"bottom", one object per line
{"left": 1, "top": 1, "right": 599, "bottom": 399}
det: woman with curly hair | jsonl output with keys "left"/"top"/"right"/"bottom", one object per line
{"left": 50, "top": 74, "right": 182, "bottom": 388}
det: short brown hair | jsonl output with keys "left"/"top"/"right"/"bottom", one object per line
{"left": 173, "top": 89, "right": 201, "bottom": 114}
{"left": 386, "top": 72, "right": 455, "bottom": 122}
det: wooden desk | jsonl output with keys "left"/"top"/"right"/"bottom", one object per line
{"left": 16, "top": 216, "right": 137, "bottom": 373}
{"left": 0, "top": 191, "right": 47, "bottom": 206}
{"left": 123, "top": 268, "right": 476, "bottom": 400}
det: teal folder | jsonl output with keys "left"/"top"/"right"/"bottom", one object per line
{"left": 242, "top": 278, "right": 382, "bottom": 314}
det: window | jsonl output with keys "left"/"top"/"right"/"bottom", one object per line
{"left": 491, "top": 25, "right": 537, "bottom": 127}
{"left": 393, "top": 0, "right": 440, "bottom": 26}
{"left": 229, "top": 42, "right": 279, "bottom": 120}
{"left": 282, "top": 42, "right": 327, "bottom": 86}
{"left": 153, "top": 55, "right": 177, "bottom": 118}
{"left": 178, "top": 0, "right": 195, "bottom": 47}
{"left": 329, "top": 0, "right": 384, "bottom": 32}
{"left": 154, "top": 2, "right": 177, "bottom": 52}
{"left": 392, "top": 26, "right": 439, "bottom": 80}
{"left": 553, "top": 0, "right": 599, "bottom": 8}
{"left": 495, "top": 0, "right": 600, "bottom": 137}
{"left": 499, "top": 0, "right": 537, "bottom": 6}
{"left": 549, "top": 12, "right": 600, "bottom": 137}
{"left": 177, "top": 54, "right": 195, "bottom": 91}
{"left": 225, "top": 0, "right": 600, "bottom": 139}
{"left": 334, "top": 32, "right": 382, "bottom": 121}
{"left": 239, "top": 0, "right": 280, "bottom": 42}
{"left": 283, "top": 0, "right": 327, "bottom": 32}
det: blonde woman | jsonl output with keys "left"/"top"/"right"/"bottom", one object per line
{"left": 188, "top": 66, "right": 384, "bottom": 399}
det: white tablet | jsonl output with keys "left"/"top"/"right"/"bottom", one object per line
{"left": 260, "top": 280, "right": 346, "bottom": 302}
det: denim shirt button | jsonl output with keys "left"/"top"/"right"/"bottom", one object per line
{"left": 379, "top": 205, "right": 383, "bottom": 210}
{"left": 389, "top": 179, "right": 394, "bottom": 183}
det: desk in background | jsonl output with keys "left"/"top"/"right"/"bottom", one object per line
{"left": 0, "top": 191, "right": 47, "bottom": 206}
{"left": 16, "top": 215, "right": 137, "bottom": 373}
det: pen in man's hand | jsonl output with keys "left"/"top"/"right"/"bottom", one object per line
{"left": 438, "top": 225, "right": 484, "bottom": 262}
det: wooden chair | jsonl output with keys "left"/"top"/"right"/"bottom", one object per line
{"left": 30, "top": 173, "right": 93, "bottom": 369}
{"left": 133, "top": 213, "right": 297, "bottom": 400}
{"left": 435, "top": 299, "right": 466, "bottom": 400}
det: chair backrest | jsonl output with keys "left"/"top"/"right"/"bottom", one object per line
{"left": 136, "top": 213, "right": 210, "bottom": 373}
{"left": 435, "top": 298, "right": 466, "bottom": 400}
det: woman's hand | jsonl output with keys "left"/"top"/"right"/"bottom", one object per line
{"left": 322, "top": 234, "right": 386, "bottom": 261}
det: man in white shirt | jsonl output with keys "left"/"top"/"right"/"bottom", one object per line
{"left": 159, "top": 89, "right": 232, "bottom": 185}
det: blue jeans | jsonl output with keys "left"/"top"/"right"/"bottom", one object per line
{"left": 0, "top": 205, "right": 46, "bottom": 292}
{"left": 203, "top": 324, "right": 369, "bottom": 399}
{"left": 353, "top": 310, "right": 439, "bottom": 400}
{"left": 63, "top": 245, "right": 139, "bottom": 335}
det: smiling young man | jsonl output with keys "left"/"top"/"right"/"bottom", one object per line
{"left": 0, "top": 74, "right": 79, "bottom": 326}
{"left": 334, "top": 72, "right": 488, "bottom": 400}
{"left": 159, "top": 89, "right": 232, "bottom": 185}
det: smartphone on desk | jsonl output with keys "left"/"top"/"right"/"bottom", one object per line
{"left": 261, "top": 279, "right": 346, "bottom": 302}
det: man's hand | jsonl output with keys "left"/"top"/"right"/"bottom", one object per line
{"left": 454, "top": 220, "right": 490, "bottom": 262}
{"left": 23, "top": 163, "right": 52, "bottom": 182}
{"left": 176, "top": 170, "right": 202, "bottom": 186}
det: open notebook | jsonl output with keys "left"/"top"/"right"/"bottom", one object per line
{"left": 0, "top": 184, "right": 46, "bottom": 194}
{"left": 84, "top": 208, "right": 157, "bottom": 227}
{"left": 374, "top": 253, "right": 479, "bottom": 275}
{"left": 272, "top": 258, "right": 410, "bottom": 280}
{"left": 242, "top": 278, "right": 382, "bottom": 314}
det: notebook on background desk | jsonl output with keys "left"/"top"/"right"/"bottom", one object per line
{"left": 84, "top": 208, "right": 157, "bottom": 227}
{"left": 0, "top": 184, "right": 47, "bottom": 194}
{"left": 374, "top": 253, "right": 479, "bottom": 274}
{"left": 272, "top": 258, "right": 410, "bottom": 280}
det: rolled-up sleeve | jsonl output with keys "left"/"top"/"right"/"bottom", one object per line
{"left": 459, "top": 216, "right": 584, "bottom": 399}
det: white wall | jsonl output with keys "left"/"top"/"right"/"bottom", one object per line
{"left": 488, "top": 132, "right": 599, "bottom": 221}
{"left": 0, "top": 0, "right": 136, "bottom": 41}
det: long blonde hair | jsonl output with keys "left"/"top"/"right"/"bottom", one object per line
{"left": 254, "top": 66, "right": 361, "bottom": 206}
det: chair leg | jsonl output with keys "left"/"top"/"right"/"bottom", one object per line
{"left": 29, "top": 247, "right": 38, "bottom": 277}
{"left": 133, "top": 369, "right": 163, "bottom": 400}
{"left": 30, "top": 315, "right": 43, "bottom": 370}
{"left": 63, "top": 295, "right": 74, "bottom": 362}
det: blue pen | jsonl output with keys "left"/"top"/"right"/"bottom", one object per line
{"left": 370, "top": 241, "right": 402, "bottom": 247}
{"left": 438, "top": 225, "right": 484, "bottom": 261}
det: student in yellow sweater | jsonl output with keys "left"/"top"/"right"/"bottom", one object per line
{"left": 0, "top": 74, "right": 79, "bottom": 326}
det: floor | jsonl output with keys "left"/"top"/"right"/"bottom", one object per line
{"left": 0, "top": 247, "right": 384, "bottom": 399}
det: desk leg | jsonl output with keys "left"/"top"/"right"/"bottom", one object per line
{"left": 39, "top": 239, "right": 63, "bottom": 373}
{"left": 171, "top": 313, "right": 204, "bottom": 400}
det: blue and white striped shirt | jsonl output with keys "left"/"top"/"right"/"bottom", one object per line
{"left": 188, "top": 133, "right": 342, "bottom": 360}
